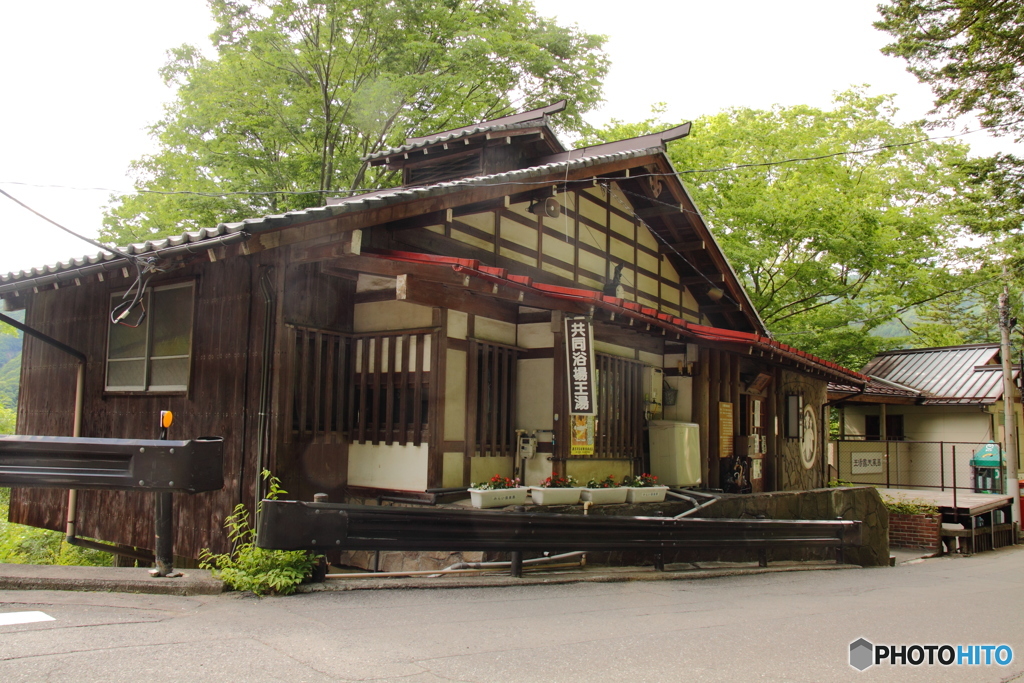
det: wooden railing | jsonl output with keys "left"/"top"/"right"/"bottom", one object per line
{"left": 287, "top": 325, "right": 434, "bottom": 446}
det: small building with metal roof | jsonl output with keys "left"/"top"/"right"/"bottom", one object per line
{"left": 828, "top": 344, "right": 1021, "bottom": 492}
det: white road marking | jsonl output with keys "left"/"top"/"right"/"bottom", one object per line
{"left": 0, "top": 611, "right": 56, "bottom": 626}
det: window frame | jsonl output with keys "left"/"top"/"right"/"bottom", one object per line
{"left": 104, "top": 280, "right": 196, "bottom": 394}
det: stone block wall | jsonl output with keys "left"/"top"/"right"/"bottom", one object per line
{"left": 888, "top": 512, "right": 941, "bottom": 551}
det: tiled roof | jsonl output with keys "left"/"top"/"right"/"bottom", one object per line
{"left": 1, "top": 147, "right": 660, "bottom": 295}
{"left": 363, "top": 101, "right": 568, "bottom": 163}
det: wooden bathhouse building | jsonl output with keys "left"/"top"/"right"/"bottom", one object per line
{"left": 0, "top": 102, "right": 868, "bottom": 559}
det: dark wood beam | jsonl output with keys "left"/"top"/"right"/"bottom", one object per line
{"left": 679, "top": 274, "right": 724, "bottom": 285}
{"left": 396, "top": 278, "right": 519, "bottom": 324}
{"left": 663, "top": 240, "right": 705, "bottom": 254}
{"left": 635, "top": 204, "right": 683, "bottom": 219}
{"left": 699, "top": 302, "right": 743, "bottom": 314}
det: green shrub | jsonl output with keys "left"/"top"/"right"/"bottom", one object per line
{"left": 0, "top": 488, "right": 112, "bottom": 566}
{"left": 883, "top": 496, "right": 939, "bottom": 515}
{"left": 199, "top": 472, "right": 318, "bottom": 596}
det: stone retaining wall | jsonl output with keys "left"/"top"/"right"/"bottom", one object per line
{"left": 332, "top": 486, "right": 889, "bottom": 571}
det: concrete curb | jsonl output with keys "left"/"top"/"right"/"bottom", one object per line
{"left": 0, "top": 565, "right": 225, "bottom": 596}
{"left": 294, "top": 561, "right": 860, "bottom": 593}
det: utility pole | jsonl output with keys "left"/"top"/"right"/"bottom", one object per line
{"left": 998, "top": 286, "right": 1021, "bottom": 530}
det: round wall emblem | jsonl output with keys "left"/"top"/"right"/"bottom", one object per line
{"left": 800, "top": 404, "right": 818, "bottom": 470}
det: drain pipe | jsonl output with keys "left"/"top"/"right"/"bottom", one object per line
{"left": 255, "top": 269, "right": 275, "bottom": 513}
{"left": 666, "top": 490, "right": 720, "bottom": 518}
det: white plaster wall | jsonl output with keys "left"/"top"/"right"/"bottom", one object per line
{"left": 844, "top": 404, "right": 991, "bottom": 442}
{"left": 445, "top": 349, "right": 466, "bottom": 441}
{"left": 840, "top": 404, "right": 995, "bottom": 489}
{"left": 661, "top": 376, "right": 693, "bottom": 422}
{"left": 516, "top": 358, "right": 554, "bottom": 432}
{"left": 442, "top": 452, "right": 464, "bottom": 489}
{"left": 354, "top": 300, "right": 433, "bottom": 332}
{"left": 474, "top": 317, "right": 516, "bottom": 345}
{"left": 448, "top": 310, "right": 468, "bottom": 340}
{"left": 348, "top": 443, "right": 428, "bottom": 491}
{"left": 517, "top": 322, "right": 553, "bottom": 349}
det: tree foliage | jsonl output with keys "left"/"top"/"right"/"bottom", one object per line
{"left": 876, "top": 2, "right": 1024, "bottom": 350}
{"left": 876, "top": 0, "right": 1024, "bottom": 135}
{"left": 592, "top": 91, "right": 989, "bottom": 369}
{"left": 102, "top": 0, "right": 608, "bottom": 244}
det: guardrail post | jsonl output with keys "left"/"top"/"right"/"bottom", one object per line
{"left": 311, "top": 493, "right": 329, "bottom": 582}
{"left": 151, "top": 411, "right": 178, "bottom": 578}
{"left": 510, "top": 551, "right": 523, "bottom": 578}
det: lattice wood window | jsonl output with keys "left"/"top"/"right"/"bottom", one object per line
{"left": 287, "top": 325, "right": 432, "bottom": 446}
{"left": 466, "top": 339, "right": 520, "bottom": 457}
{"left": 569, "top": 353, "right": 645, "bottom": 460}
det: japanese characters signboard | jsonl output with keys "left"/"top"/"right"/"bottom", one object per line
{"left": 851, "top": 453, "right": 884, "bottom": 474}
{"left": 564, "top": 316, "right": 596, "bottom": 416}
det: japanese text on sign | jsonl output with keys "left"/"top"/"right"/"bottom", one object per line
{"left": 851, "top": 453, "right": 884, "bottom": 474}
{"left": 564, "top": 317, "right": 596, "bottom": 416}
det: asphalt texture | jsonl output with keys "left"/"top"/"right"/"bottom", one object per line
{"left": 0, "top": 545, "right": 1020, "bottom": 683}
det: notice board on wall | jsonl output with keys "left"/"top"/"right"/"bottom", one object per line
{"left": 719, "top": 402, "right": 734, "bottom": 458}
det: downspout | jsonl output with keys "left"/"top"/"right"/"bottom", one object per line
{"left": 0, "top": 311, "right": 155, "bottom": 564}
{"left": 255, "top": 269, "right": 276, "bottom": 513}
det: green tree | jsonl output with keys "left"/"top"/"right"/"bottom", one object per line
{"left": 592, "top": 91, "right": 989, "bottom": 369}
{"left": 876, "top": 1, "right": 1024, "bottom": 135}
{"left": 0, "top": 402, "right": 13, "bottom": 435}
{"left": 102, "top": 0, "right": 608, "bottom": 244}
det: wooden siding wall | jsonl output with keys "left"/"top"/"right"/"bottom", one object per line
{"left": 10, "top": 257, "right": 259, "bottom": 557}
{"left": 416, "top": 186, "right": 703, "bottom": 322}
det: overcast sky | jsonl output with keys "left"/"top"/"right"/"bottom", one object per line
{"left": 0, "top": 0, "right": 1015, "bottom": 276}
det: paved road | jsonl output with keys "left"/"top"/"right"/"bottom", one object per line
{"left": 1, "top": 548, "right": 1023, "bottom": 682}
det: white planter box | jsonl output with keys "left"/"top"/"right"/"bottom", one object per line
{"left": 580, "top": 487, "right": 628, "bottom": 504}
{"left": 529, "top": 487, "right": 582, "bottom": 506}
{"left": 625, "top": 486, "right": 669, "bottom": 503}
{"left": 469, "top": 487, "right": 529, "bottom": 509}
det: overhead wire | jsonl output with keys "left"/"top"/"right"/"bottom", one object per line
{"left": 0, "top": 187, "right": 156, "bottom": 327}
{"left": 0, "top": 117, "right": 1012, "bottom": 201}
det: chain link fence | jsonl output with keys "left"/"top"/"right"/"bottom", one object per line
{"left": 833, "top": 438, "right": 1006, "bottom": 494}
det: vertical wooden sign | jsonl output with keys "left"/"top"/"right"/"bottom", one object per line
{"left": 719, "top": 402, "right": 734, "bottom": 457}
{"left": 564, "top": 317, "right": 596, "bottom": 416}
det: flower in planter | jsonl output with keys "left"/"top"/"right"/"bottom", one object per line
{"left": 471, "top": 474, "right": 521, "bottom": 490}
{"left": 539, "top": 473, "right": 578, "bottom": 488}
{"left": 586, "top": 475, "right": 620, "bottom": 488}
{"left": 623, "top": 473, "right": 659, "bottom": 488}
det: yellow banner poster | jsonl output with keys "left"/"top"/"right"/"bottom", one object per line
{"left": 570, "top": 414, "right": 595, "bottom": 455}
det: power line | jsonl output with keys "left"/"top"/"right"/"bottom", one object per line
{"left": 0, "top": 188, "right": 139, "bottom": 264}
{"left": 0, "top": 119, "right": 1012, "bottom": 201}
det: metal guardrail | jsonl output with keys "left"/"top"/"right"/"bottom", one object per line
{"left": 257, "top": 501, "right": 862, "bottom": 565}
{"left": 0, "top": 435, "right": 224, "bottom": 493}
